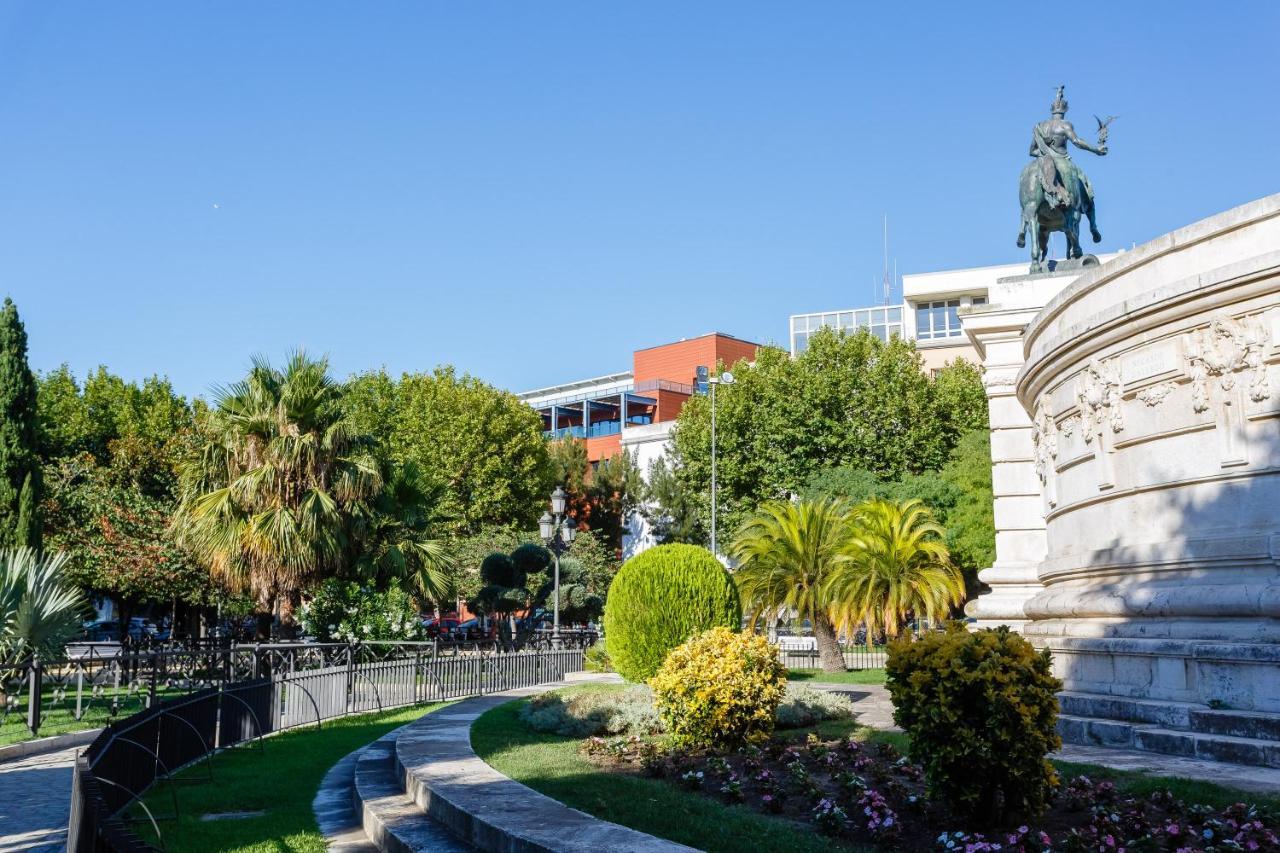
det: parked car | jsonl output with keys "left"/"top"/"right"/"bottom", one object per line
{"left": 422, "top": 617, "right": 461, "bottom": 638}
{"left": 82, "top": 620, "right": 122, "bottom": 641}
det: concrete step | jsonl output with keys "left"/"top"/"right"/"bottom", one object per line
{"left": 353, "top": 732, "right": 474, "bottom": 853}
{"left": 1058, "top": 714, "right": 1280, "bottom": 769}
{"left": 1058, "top": 691, "right": 1280, "bottom": 742}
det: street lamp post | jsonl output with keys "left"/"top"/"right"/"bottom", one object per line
{"left": 708, "top": 371, "right": 734, "bottom": 557}
{"left": 538, "top": 486, "right": 577, "bottom": 647}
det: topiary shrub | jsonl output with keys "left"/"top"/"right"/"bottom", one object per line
{"left": 649, "top": 627, "right": 786, "bottom": 749}
{"left": 885, "top": 623, "right": 1062, "bottom": 824}
{"left": 603, "top": 543, "right": 741, "bottom": 682}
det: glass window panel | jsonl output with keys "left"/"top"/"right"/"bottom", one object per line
{"left": 972, "top": 296, "right": 988, "bottom": 306}
{"left": 794, "top": 331, "right": 809, "bottom": 353}
{"left": 929, "top": 304, "right": 945, "bottom": 332}
{"left": 887, "top": 307, "right": 902, "bottom": 322}
{"left": 823, "top": 313, "right": 837, "bottom": 327}
{"left": 839, "top": 312, "right": 853, "bottom": 329}
{"left": 857, "top": 311, "right": 870, "bottom": 328}
{"left": 947, "top": 303, "right": 960, "bottom": 332}
{"left": 872, "top": 325, "right": 887, "bottom": 342}
{"left": 915, "top": 306, "right": 932, "bottom": 338}
{"left": 947, "top": 299, "right": 961, "bottom": 308}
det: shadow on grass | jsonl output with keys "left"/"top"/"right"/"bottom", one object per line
{"left": 471, "top": 697, "right": 876, "bottom": 853}
{"left": 787, "top": 668, "right": 887, "bottom": 685}
{"left": 134, "top": 703, "right": 446, "bottom": 853}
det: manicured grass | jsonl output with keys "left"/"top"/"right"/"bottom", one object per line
{"left": 787, "top": 667, "right": 887, "bottom": 685}
{"left": 134, "top": 702, "right": 445, "bottom": 853}
{"left": 0, "top": 685, "right": 182, "bottom": 746}
{"left": 472, "top": 690, "right": 872, "bottom": 852}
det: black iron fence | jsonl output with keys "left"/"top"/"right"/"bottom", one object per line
{"left": 772, "top": 644, "right": 890, "bottom": 671}
{"left": 68, "top": 645, "right": 585, "bottom": 852}
{"left": 1, "top": 633, "right": 595, "bottom": 745}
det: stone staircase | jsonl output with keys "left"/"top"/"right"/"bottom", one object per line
{"left": 1057, "top": 691, "right": 1280, "bottom": 769}
{"left": 353, "top": 732, "right": 473, "bottom": 852}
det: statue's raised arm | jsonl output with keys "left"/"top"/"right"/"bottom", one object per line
{"left": 1066, "top": 122, "right": 1107, "bottom": 157}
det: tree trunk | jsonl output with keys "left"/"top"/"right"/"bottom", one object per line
{"left": 812, "top": 612, "right": 846, "bottom": 672}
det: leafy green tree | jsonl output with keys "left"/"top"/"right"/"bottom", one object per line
{"left": 938, "top": 430, "right": 995, "bottom": 591}
{"left": 547, "top": 438, "right": 643, "bottom": 553}
{"left": 0, "top": 299, "right": 42, "bottom": 549}
{"left": 672, "top": 328, "right": 967, "bottom": 536}
{"left": 177, "top": 353, "right": 382, "bottom": 636}
{"left": 533, "top": 556, "right": 604, "bottom": 625}
{"left": 827, "top": 498, "right": 966, "bottom": 637}
{"left": 729, "top": 497, "right": 853, "bottom": 672}
{"left": 470, "top": 543, "right": 552, "bottom": 645}
{"left": 0, "top": 548, "right": 85, "bottom": 664}
{"left": 640, "top": 456, "right": 703, "bottom": 545}
{"left": 347, "top": 461, "right": 455, "bottom": 607}
{"left": 344, "top": 368, "right": 553, "bottom": 534}
{"left": 931, "top": 358, "right": 990, "bottom": 446}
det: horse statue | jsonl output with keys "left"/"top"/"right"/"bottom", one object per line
{"left": 1016, "top": 86, "right": 1112, "bottom": 273}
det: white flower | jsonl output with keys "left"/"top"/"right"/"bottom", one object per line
{"left": 363, "top": 624, "right": 371, "bottom": 634}
{"left": 328, "top": 624, "right": 336, "bottom": 631}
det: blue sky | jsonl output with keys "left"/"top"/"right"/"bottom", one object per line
{"left": 1, "top": 2, "right": 1276, "bottom": 398}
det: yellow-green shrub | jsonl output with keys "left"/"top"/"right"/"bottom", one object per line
{"left": 649, "top": 627, "right": 786, "bottom": 749}
{"left": 885, "top": 623, "right": 1062, "bottom": 823}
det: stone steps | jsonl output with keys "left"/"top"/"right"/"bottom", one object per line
{"left": 1057, "top": 691, "right": 1280, "bottom": 770}
{"left": 352, "top": 732, "right": 474, "bottom": 852}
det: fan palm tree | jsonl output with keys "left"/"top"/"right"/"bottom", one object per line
{"left": 827, "top": 498, "right": 965, "bottom": 639}
{"left": 729, "top": 497, "right": 853, "bottom": 672}
{"left": 175, "top": 352, "right": 382, "bottom": 638}
{"left": 0, "top": 548, "right": 85, "bottom": 665}
{"left": 349, "top": 462, "right": 456, "bottom": 608}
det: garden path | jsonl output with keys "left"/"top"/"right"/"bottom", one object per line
{"left": 0, "top": 746, "right": 78, "bottom": 853}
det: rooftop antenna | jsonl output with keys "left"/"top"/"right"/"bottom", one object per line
{"left": 882, "top": 215, "right": 890, "bottom": 306}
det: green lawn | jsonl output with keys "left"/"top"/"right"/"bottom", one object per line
{"left": 472, "top": 688, "right": 872, "bottom": 852}
{"left": 134, "top": 703, "right": 445, "bottom": 853}
{"left": 787, "top": 667, "right": 887, "bottom": 684}
{"left": 0, "top": 685, "right": 181, "bottom": 747}
{"left": 1054, "top": 759, "right": 1280, "bottom": 815}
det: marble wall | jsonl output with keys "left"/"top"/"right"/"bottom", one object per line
{"left": 1012, "top": 194, "right": 1280, "bottom": 712}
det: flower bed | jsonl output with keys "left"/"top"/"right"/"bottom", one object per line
{"left": 579, "top": 730, "right": 1280, "bottom": 851}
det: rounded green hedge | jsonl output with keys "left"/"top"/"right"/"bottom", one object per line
{"left": 603, "top": 543, "right": 741, "bottom": 682}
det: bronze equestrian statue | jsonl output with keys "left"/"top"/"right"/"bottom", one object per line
{"left": 1017, "top": 86, "right": 1113, "bottom": 273}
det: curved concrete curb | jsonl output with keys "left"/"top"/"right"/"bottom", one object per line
{"left": 396, "top": 687, "right": 697, "bottom": 853}
{"left": 355, "top": 730, "right": 471, "bottom": 852}
{"left": 314, "top": 741, "right": 379, "bottom": 853}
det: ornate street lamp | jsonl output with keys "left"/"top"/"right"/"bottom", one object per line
{"left": 708, "top": 371, "right": 734, "bottom": 556}
{"left": 539, "top": 487, "right": 577, "bottom": 646}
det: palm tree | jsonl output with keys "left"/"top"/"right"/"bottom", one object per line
{"left": 729, "top": 497, "right": 853, "bottom": 672}
{"left": 0, "top": 548, "right": 85, "bottom": 665}
{"left": 176, "top": 353, "right": 382, "bottom": 638}
{"left": 349, "top": 462, "right": 456, "bottom": 609}
{"left": 827, "top": 498, "right": 965, "bottom": 639}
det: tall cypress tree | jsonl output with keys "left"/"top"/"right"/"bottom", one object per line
{"left": 0, "top": 298, "right": 41, "bottom": 549}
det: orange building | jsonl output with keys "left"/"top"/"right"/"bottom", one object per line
{"left": 517, "top": 333, "right": 760, "bottom": 463}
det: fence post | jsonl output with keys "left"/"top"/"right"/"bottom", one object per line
{"left": 346, "top": 643, "right": 356, "bottom": 714}
{"left": 148, "top": 652, "right": 158, "bottom": 707}
{"left": 26, "top": 655, "right": 42, "bottom": 737}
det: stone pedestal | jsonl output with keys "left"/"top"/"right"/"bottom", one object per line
{"left": 962, "top": 270, "right": 1087, "bottom": 630}
{"left": 1017, "top": 193, "right": 1280, "bottom": 715}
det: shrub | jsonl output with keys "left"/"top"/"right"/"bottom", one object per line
{"left": 649, "top": 627, "right": 786, "bottom": 749}
{"left": 520, "top": 685, "right": 661, "bottom": 737}
{"left": 775, "top": 683, "right": 855, "bottom": 728}
{"left": 584, "top": 642, "right": 613, "bottom": 673}
{"left": 885, "top": 623, "right": 1061, "bottom": 823}
{"left": 603, "top": 543, "right": 740, "bottom": 682}
{"left": 300, "top": 578, "right": 423, "bottom": 643}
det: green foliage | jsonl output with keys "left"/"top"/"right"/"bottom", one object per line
{"left": 533, "top": 556, "right": 604, "bottom": 624}
{"left": 299, "top": 577, "right": 423, "bottom": 643}
{"left": 827, "top": 498, "right": 966, "bottom": 637}
{"left": 343, "top": 367, "right": 553, "bottom": 534}
{"left": 649, "top": 627, "right": 786, "bottom": 749}
{"left": 774, "top": 683, "right": 856, "bottom": 728}
{"left": 0, "top": 548, "right": 85, "bottom": 664}
{"left": 0, "top": 299, "right": 42, "bottom": 549}
{"left": 43, "top": 454, "right": 226, "bottom": 608}
{"left": 520, "top": 684, "right": 663, "bottom": 737}
{"left": 548, "top": 438, "right": 643, "bottom": 552}
{"left": 930, "top": 358, "right": 990, "bottom": 442}
{"left": 938, "top": 430, "right": 996, "bottom": 586}
{"left": 640, "top": 455, "right": 703, "bottom": 545}
{"left": 602, "top": 543, "right": 740, "bottom": 682}
{"left": 729, "top": 497, "right": 852, "bottom": 671}
{"left": 670, "top": 328, "right": 985, "bottom": 536}
{"left": 584, "top": 642, "right": 613, "bottom": 672}
{"left": 176, "top": 352, "right": 383, "bottom": 625}
{"left": 885, "top": 623, "right": 1062, "bottom": 823}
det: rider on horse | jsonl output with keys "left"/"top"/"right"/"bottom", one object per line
{"left": 1031, "top": 86, "right": 1107, "bottom": 212}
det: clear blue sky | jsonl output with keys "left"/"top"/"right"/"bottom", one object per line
{"left": 2, "top": 2, "right": 1276, "bottom": 398}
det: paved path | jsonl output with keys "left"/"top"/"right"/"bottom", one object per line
{"left": 0, "top": 747, "right": 78, "bottom": 853}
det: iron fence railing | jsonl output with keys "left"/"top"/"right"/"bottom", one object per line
{"left": 69, "top": 646, "right": 585, "bottom": 852}
{"left": 1, "top": 633, "right": 595, "bottom": 745}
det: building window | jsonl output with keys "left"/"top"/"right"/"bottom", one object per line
{"left": 972, "top": 296, "right": 988, "bottom": 306}
{"left": 915, "top": 299, "right": 963, "bottom": 340}
{"left": 791, "top": 306, "right": 905, "bottom": 354}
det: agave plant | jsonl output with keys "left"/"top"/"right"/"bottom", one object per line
{"left": 0, "top": 548, "right": 85, "bottom": 665}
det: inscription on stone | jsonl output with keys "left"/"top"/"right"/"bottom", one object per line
{"left": 1121, "top": 343, "right": 1178, "bottom": 385}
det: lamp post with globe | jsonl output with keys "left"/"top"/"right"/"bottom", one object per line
{"left": 538, "top": 486, "right": 577, "bottom": 647}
